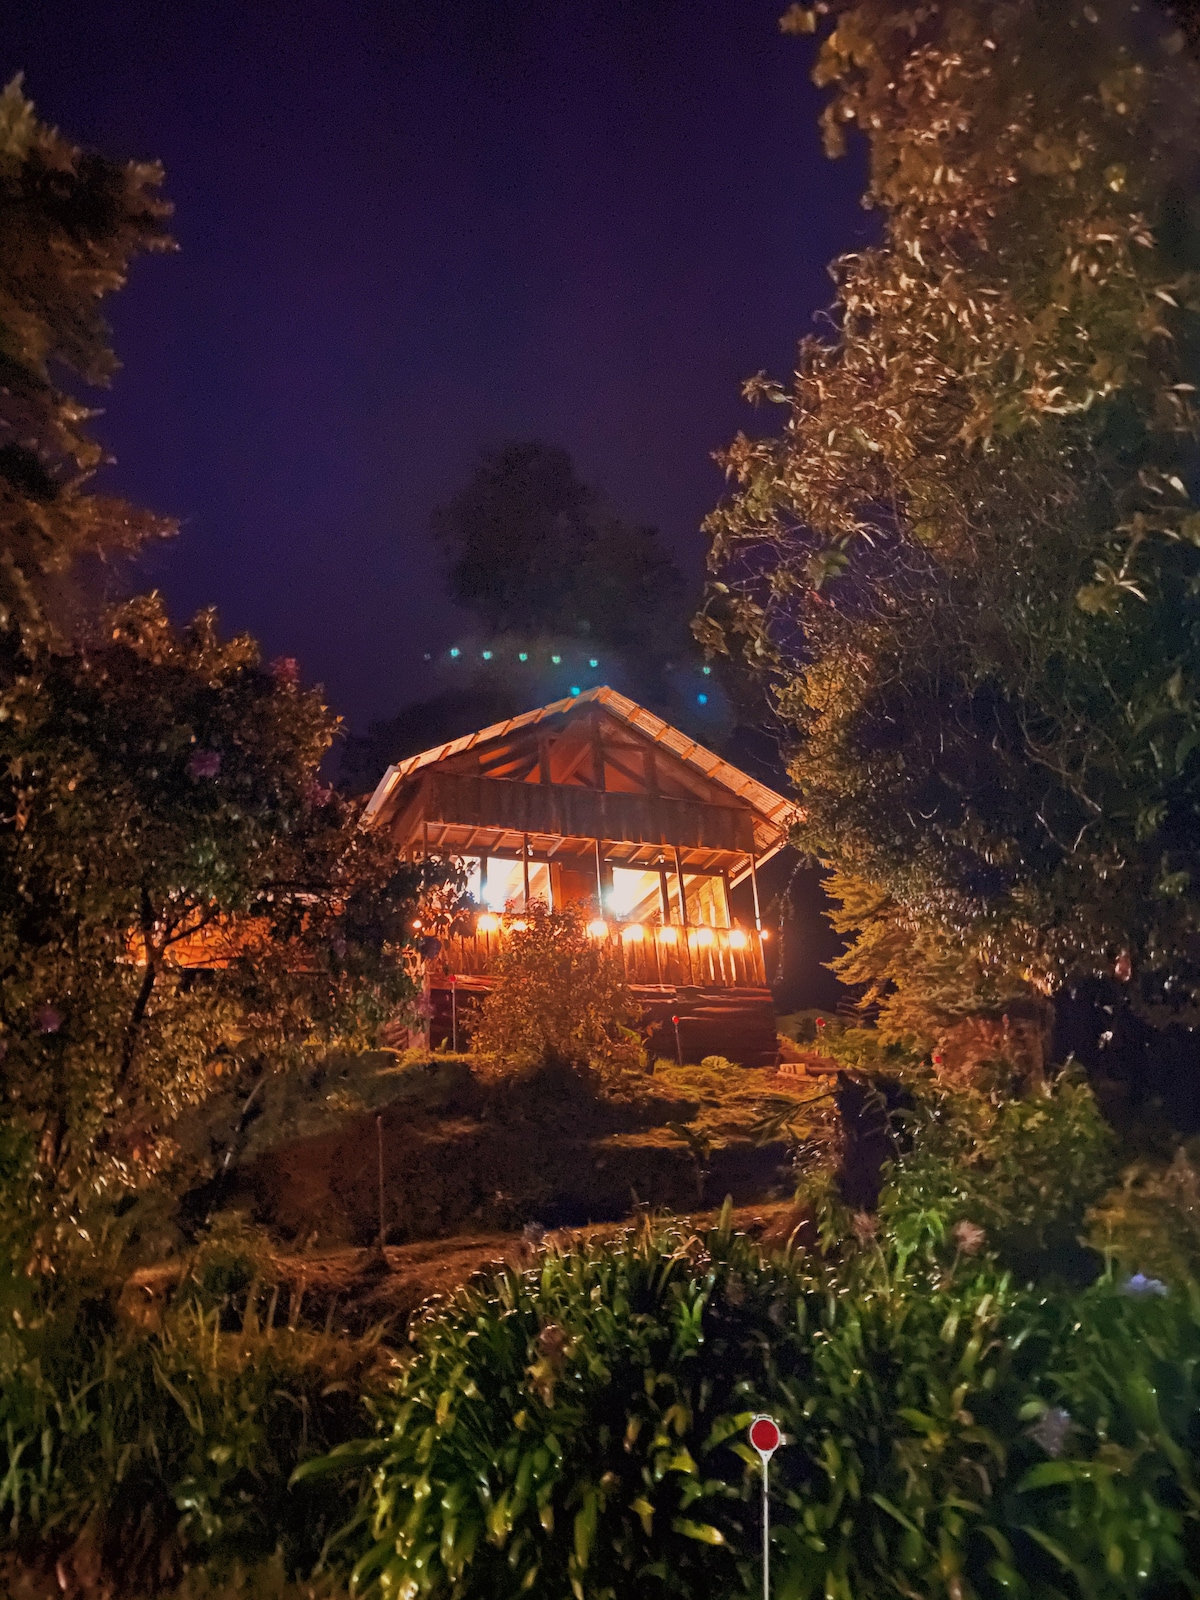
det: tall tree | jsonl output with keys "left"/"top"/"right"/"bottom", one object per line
{"left": 0, "top": 77, "right": 173, "bottom": 647}
{"left": 700, "top": 1, "right": 1200, "bottom": 1036}
{"left": 433, "top": 440, "right": 685, "bottom": 654}
{"left": 341, "top": 442, "right": 704, "bottom": 792}
{"left": 1, "top": 596, "right": 424, "bottom": 1239}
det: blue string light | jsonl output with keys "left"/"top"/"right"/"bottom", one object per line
{"left": 551, "top": 654, "right": 561, "bottom": 665}
{"left": 518, "top": 652, "right": 528, "bottom": 662}
{"left": 449, "top": 647, "right": 460, "bottom": 658}
{"left": 697, "top": 693, "right": 708, "bottom": 705}
{"left": 588, "top": 658, "right": 598, "bottom": 668}
{"left": 481, "top": 650, "right": 493, "bottom": 660}
{"left": 702, "top": 665, "right": 712, "bottom": 676}
{"left": 570, "top": 685, "right": 581, "bottom": 696}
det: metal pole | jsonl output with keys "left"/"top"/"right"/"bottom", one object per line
{"left": 522, "top": 834, "right": 531, "bottom": 908}
{"left": 762, "top": 1454, "right": 770, "bottom": 1600}
{"left": 376, "top": 1113, "right": 386, "bottom": 1255}
{"left": 451, "top": 977, "right": 458, "bottom": 1053}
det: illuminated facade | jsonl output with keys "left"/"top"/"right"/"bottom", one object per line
{"left": 363, "top": 686, "right": 796, "bottom": 1066}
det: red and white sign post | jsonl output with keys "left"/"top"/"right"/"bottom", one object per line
{"left": 749, "top": 1415, "right": 782, "bottom": 1600}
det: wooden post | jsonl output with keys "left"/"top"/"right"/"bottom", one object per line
{"left": 658, "top": 862, "right": 672, "bottom": 926}
{"left": 749, "top": 852, "right": 762, "bottom": 932}
{"left": 674, "top": 847, "right": 689, "bottom": 926}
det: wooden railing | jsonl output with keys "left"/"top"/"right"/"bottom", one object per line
{"left": 434, "top": 916, "right": 767, "bottom": 989}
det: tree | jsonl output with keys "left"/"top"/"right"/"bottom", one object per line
{"left": 0, "top": 77, "right": 174, "bottom": 647}
{"left": 0, "top": 595, "right": 424, "bottom": 1242}
{"left": 471, "top": 902, "right": 642, "bottom": 1075}
{"left": 342, "top": 442, "right": 702, "bottom": 792}
{"left": 700, "top": 1, "right": 1200, "bottom": 1035}
{"left": 433, "top": 440, "right": 685, "bottom": 654}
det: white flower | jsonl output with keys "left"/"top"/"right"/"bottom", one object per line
{"left": 1029, "top": 1406, "right": 1073, "bottom": 1458}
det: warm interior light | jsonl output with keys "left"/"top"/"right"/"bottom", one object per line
{"left": 729, "top": 927, "right": 748, "bottom": 949}
{"left": 621, "top": 923, "right": 644, "bottom": 941}
{"left": 657, "top": 925, "right": 678, "bottom": 943}
{"left": 692, "top": 926, "right": 715, "bottom": 946}
{"left": 587, "top": 919, "right": 608, "bottom": 939}
{"left": 477, "top": 912, "right": 500, "bottom": 933}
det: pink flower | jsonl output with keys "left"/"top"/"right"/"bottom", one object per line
{"left": 306, "top": 777, "right": 333, "bottom": 807}
{"left": 187, "top": 749, "right": 221, "bottom": 780}
{"left": 35, "top": 1005, "right": 62, "bottom": 1034}
{"left": 271, "top": 656, "right": 301, "bottom": 687}
{"left": 852, "top": 1211, "right": 878, "bottom": 1245}
{"left": 953, "top": 1219, "right": 986, "bottom": 1256}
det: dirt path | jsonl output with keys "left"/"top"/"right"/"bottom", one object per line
{"left": 122, "top": 1200, "right": 807, "bottom": 1337}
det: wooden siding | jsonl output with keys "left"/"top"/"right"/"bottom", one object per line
{"left": 415, "top": 770, "right": 756, "bottom": 853}
{"left": 435, "top": 920, "right": 767, "bottom": 988}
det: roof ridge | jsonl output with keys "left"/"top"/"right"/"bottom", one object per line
{"left": 362, "top": 685, "right": 796, "bottom": 831}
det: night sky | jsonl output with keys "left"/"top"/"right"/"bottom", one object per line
{"left": 7, "top": 0, "right": 867, "bottom": 734}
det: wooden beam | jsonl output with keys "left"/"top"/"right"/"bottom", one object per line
{"left": 590, "top": 706, "right": 607, "bottom": 793}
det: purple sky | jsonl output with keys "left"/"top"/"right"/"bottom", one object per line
{"left": 8, "top": 0, "right": 868, "bottom": 731}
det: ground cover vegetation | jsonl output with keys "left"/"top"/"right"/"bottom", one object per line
{"left": 698, "top": 0, "right": 1200, "bottom": 1056}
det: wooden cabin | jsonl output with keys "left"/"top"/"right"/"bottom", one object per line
{"left": 362, "top": 687, "right": 796, "bottom": 1068}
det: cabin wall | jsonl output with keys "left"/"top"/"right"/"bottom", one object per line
{"left": 418, "top": 770, "right": 757, "bottom": 853}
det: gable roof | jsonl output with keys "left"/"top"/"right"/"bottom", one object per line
{"left": 362, "top": 685, "right": 796, "bottom": 845}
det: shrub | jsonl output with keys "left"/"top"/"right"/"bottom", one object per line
{"left": 0, "top": 1261, "right": 389, "bottom": 1592}
{"left": 470, "top": 903, "right": 642, "bottom": 1076}
{"left": 877, "top": 1070, "right": 1117, "bottom": 1276}
{"left": 1089, "top": 1142, "right": 1200, "bottom": 1285}
{"left": 311, "top": 1210, "right": 1200, "bottom": 1600}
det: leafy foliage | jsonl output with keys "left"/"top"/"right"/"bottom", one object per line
{"left": 0, "top": 595, "right": 423, "bottom": 1243}
{"left": 0, "top": 76, "right": 174, "bottom": 645}
{"left": 878, "top": 1070, "right": 1118, "bottom": 1272}
{"left": 701, "top": 1, "right": 1200, "bottom": 1021}
{"left": 0, "top": 1233, "right": 388, "bottom": 1593}
{"left": 470, "top": 902, "right": 644, "bottom": 1076}
{"left": 317, "top": 1203, "right": 1200, "bottom": 1600}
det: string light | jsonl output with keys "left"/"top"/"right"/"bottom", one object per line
{"left": 729, "top": 928, "right": 748, "bottom": 949}
{"left": 697, "top": 694, "right": 708, "bottom": 705}
{"left": 551, "top": 654, "right": 562, "bottom": 664}
{"left": 570, "top": 685, "right": 581, "bottom": 696}
{"left": 482, "top": 650, "right": 493, "bottom": 660}
{"left": 477, "top": 912, "right": 500, "bottom": 933}
{"left": 693, "top": 926, "right": 715, "bottom": 945}
{"left": 702, "top": 666, "right": 712, "bottom": 675}
{"left": 621, "top": 923, "right": 644, "bottom": 941}
{"left": 518, "top": 652, "right": 528, "bottom": 662}
{"left": 657, "top": 926, "right": 678, "bottom": 944}
{"left": 589, "top": 658, "right": 598, "bottom": 668}
{"left": 587, "top": 919, "right": 608, "bottom": 938}
{"left": 449, "top": 647, "right": 461, "bottom": 658}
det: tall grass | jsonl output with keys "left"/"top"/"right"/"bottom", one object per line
{"left": 0, "top": 1226, "right": 390, "bottom": 1594}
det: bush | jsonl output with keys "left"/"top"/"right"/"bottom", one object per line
{"left": 0, "top": 1249, "right": 390, "bottom": 1593}
{"left": 1089, "top": 1142, "right": 1200, "bottom": 1285}
{"left": 470, "top": 903, "right": 643, "bottom": 1077}
{"left": 311, "top": 1207, "right": 1200, "bottom": 1600}
{"left": 877, "top": 1070, "right": 1118, "bottom": 1277}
